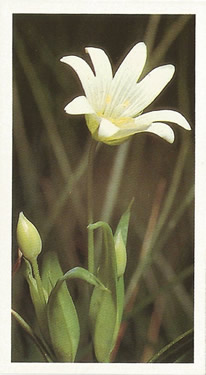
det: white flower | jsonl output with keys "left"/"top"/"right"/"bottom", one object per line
{"left": 61, "top": 42, "right": 191, "bottom": 145}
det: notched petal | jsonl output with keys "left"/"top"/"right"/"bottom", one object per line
{"left": 60, "top": 55, "right": 95, "bottom": 100}
{"left": 85, "top": 47, "right": 113, "bottom": 80}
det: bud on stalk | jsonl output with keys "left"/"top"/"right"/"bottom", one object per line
{"left": 17, "top": 212, "right": 42, "bottom": 262}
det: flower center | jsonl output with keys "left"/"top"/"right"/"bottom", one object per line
{"left": 97, "top": 111, "right": 135, "bottom": 129}
{"left": 112, "top": 116, "right": 135, "bottom": 128}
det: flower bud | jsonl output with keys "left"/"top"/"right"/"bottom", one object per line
{"left": 115, "top": 231, "right": 127, "bottom": 277}
{"left": 17, "top": 212, "right": 42, "bottom": 262}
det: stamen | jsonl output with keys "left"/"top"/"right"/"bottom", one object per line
{"left": 105, "top": 95, "right": 112, "bottom": 104}
{"left": 122, "top": 100, "right": 130, "bottom": 108}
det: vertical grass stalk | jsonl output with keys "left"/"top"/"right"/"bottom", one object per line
{"left": 87, "top": 140, "right": 97, "bottom": 274}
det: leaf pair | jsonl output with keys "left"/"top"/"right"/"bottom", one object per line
{"left": 23, "top": 251, "right": 108, "bottom": 362}
{"left": 89, "top": 201, "right": 133, "bottom": 362}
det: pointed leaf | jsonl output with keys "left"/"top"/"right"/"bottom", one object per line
{"left": 88, "top": 221, "right": 117, "bottom": 291}
{"left": 112, "top": 275, "right": 124, "bottom": 349}
{"left": 47, "top": 274, "right": 80, "bottom": 362}
{"left": 23, "top": 258, "right": 50, "bottom": 343}
{"left": 90, "top": 288, "right": 116, "bottom": 362}
{"left": 11, "top": 309, "right": 52, "bottom": 362}
{"left": 41, "top": 251, "right": 64, "bottom": 296}
{"left": 88, "top": 221, "right": 118, "bottom": 362}
{"left": 113, "top": 200, "right": 133, "bottom": 345}
{"left": 58, "top": 266, "right": 109, "bottom": 291}
{"left": 148, "top": 328, "right": 193, "bottom": 363}
{"left": 114, "top": 198, "right": 134, "bottom": 245}
{"left": 42, "top": 252, "right": 80, "bottom": 362}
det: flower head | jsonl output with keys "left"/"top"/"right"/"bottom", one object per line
{"left": 61, "top": 42, "right": 191, "bottom": 145}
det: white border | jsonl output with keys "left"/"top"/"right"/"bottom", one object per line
{"left": 0, "top": 1, "right": 206, "bottom": 374}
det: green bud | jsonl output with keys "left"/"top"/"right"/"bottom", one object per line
{"left": 17, "top": 212, "right": 42, "bottom": 262}
{"left": 115, "top": 231, "right": 127, "bottom": 277}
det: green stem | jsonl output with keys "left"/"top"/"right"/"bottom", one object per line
{"left": 31, "top": 257, "right": 46, "bottom": 306}
{"left": 87, "top": 140, "right": 97, "bottom": 274}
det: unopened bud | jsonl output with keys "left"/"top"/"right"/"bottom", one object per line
{"left": 115, "top": 231, "right": 127, "bottom": 277}
{"left": 17, "top": 212, "right": 42, "bottom": 262}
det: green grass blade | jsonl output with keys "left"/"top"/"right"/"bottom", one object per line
{"left": 148, "top": 328, "right": 193, "bottom": 363}
{"left": 11, "top": 309, "right": 53, "bottom": 362}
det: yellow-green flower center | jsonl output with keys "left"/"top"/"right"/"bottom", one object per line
{"left": 98, "top": 112, "right": 135, "bottom": 130}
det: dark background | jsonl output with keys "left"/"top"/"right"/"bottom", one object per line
{"left": 12, "top": 14, "right": 195, "bottom": 362}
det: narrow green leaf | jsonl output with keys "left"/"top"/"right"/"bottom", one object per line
{"left": 44, "top": 254, "right": 84, "bottom": 362}
{"left": 41, "top": 251, "right": 64, "bottom": 296}
{"left": 112, "top": 275, "right": 124, "bottom": 348}
{"left": 47, "top": 275, "right": 80, "bottom": 362}
{"left": 90, "top": 288, "right": 116, "bottom": 363}
{"left": 88, "top": 221, "right": 117, "bottom": 291}
{"left": 11, "top": 309, "right": 53, "bottom": 362}
{"left": 23, "top": 258, "right": 50, "bottom": 344}
{"left": 43, "top": 254, "right": 108, "bottom": 362}
{"left": 148, "top": 328, "right": 194, "bottom": 363}
{"left": 58, "top": 266, "right": 109, "bottom": 292}
{"left": 114, "top": 198, "right": 134, "bottom": 245}
{"left": 88, "top": 221, "right": 118, "bottom": 362}
{"left": 113, "top": 201, "right": 133, "bottom": 346}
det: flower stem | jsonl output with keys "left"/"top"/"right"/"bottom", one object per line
{"left": 31, "top": 257, "right": 46, "bottom": 306}
{"left": 87, "top": 140, "right": 97, "bottom": 274}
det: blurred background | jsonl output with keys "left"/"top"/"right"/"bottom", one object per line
{"left": 12, "top": 14, "right": 195, "bottom": 362}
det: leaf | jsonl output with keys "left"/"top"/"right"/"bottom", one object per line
{"left": 114, "top": 198, "right": 134, "bottom": 245}
{"left": 88, "top": 206, "right": 133, "bottom": 362}
{"left": 47, "top": 273, "right": 80, "bottom": 362}
{"left": 88, "top": 221, "right": 118, "bottom": 291}
{"left": 90, "top": 288, "right": 116, "bottom": 362}
{"left": 41, "top": 251, "right": 65, "bottom": 296}
{"left": 113, "top": 201, "right": 133, "bottom": 344}
{"left": 23, "top": 258, "right": 50, "bottom": 344}
{"left": 11, "top": 309, "right": 52, "bottom": 362}
{"left": 58, "top": 266, "right": 109, "bottom": 291}
{"left": 148, "top": 328, "right": 194, "bottom": 363}
{"left": 112, "top": 275, "right": 124, "bottom": 349}
{"left": 44, "top": 254, "right": 108, "bottom": 362}
{"left": 88, "top": 221, "right": 118, "bottom": 362}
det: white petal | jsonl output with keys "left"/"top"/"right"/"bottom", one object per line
{"left": 104, "top": 42, "right": 147, "bottom": 117}
{"left": 122, "top": 65, "right": 175, "bottom": 117}
{"left": 98, "top": 118, "right": 119, "bottom": 138}
{"left": 64, "top": 96, "right": 95, "bottom": 115}
{"left": 60, "top": 55, "right": 95, "bottom": 104}
{"left": 85, "top": 47, "right": 113, "bottom": 112}
{"left": 114, "top": 42, "right": 147, "bottom": 83}
{"left": 145, "top": 122, "right": 175, "bottom": 143}
{"left": 85, "top": 47, "right": 113, "bottom": 80}
{"left": 134, "top": 110, "right": 191, "bottom": 130}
